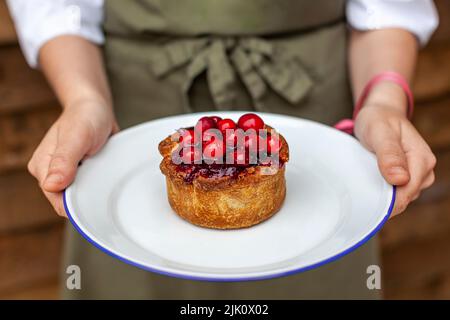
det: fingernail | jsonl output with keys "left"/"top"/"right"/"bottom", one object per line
{"left": 389, "top": 166, "right": 408, "bottom": 175}
{"left": 45, "top": 173, "right": 63, "bottom": 185}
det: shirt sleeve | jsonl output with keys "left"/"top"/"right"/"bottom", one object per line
{"left": 347, "top": 0, "right": 439, "bottom": 46}
{"left": 6, "top": 0, "right": 105, "bottom": 68}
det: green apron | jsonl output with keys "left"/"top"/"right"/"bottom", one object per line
{"left": 61, "top": 0, "right": 380, "bottom": 299}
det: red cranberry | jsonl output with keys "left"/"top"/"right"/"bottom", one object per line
{"left": 244, "top": 134, "right": 258, "bottom": 150}
{"left": 203, "top": 140, "right": 225, "bottom": 160}
{"left": 233, "top": 150, "right": 249, "bottom": 166}
{"left": 237, "top": 113, "right": 264, "bottom": 131}
{"left": 257, "top": 134, "right": 268, "bottom": 152}
{"left": 178, "top": 129, "right": 195, "bottom": 145}
{"left": 224, "top": 129, "right": 245, "bottom": 148}
{"left": 244, "top": 135, "right": 261, "bottom": 164}
{"left": 181, "top": 146, "right": 202, "bottom": 164}
{"left": 202, "top": 129, "right": 222, "bottom": 145}
{"left": 217, "top": 119, "right": 237, "bottom": 132}
{"left": 210, "top": 116, "right": 222, "bottom": 125}
{"left": 267, "top": 134, "right": 282, "bottom": 154}
{"left": 244, "top": 132, "right": 270, "bottom": 152}
{"left": 195, "top": 116, "right": 216, "bottom": 133}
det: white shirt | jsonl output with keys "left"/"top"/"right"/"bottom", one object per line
{"left": 7, "top": 0, "right": 439, "bottom": 68}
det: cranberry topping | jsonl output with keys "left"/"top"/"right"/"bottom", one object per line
{"left": 237, "top": 113, "right": 264, "bottom": 131}
{"left": 178, "top": 128, "right": 195, "bottom": 145}
{"left": 195, "top": 116, "right": 216, "bottom": 133}
{"left": 217, "top": 118, "right": 237, "bottom": 132}
{"left": 209, "top": 116, "right": 222, "bottom": 125}
{"left": 171, "top": 114, "right": 284, "bottom": 183}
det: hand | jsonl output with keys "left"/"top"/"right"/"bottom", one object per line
{"left": 28, "top": 100, "right": 119, "bottom": 217}
{"left": 354, "top": 104, "right": 436, "bottom": 217}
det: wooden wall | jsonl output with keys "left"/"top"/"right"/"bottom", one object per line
{"left": 0, "top": 0, "right": 449, "bottom": 299}
{"left": 0, "top": 0, "right": 63, "bottom": 299}
{"left": 380, "top": 0, "right": 450, "bottom": 299}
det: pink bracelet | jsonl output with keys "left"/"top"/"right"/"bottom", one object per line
{"left": 334, "top": 71, "right": 414, "bottom": 135}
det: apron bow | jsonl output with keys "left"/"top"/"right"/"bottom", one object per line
{"left": 149, "top": 36, "right": 314, "bottom": 111}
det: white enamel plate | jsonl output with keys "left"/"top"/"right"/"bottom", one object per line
{"left": 64, "top": 112, "right": 394, "bottom": 281}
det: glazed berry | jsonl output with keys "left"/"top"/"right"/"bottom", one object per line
{"left": 237, "top": 113, "right": 264, "bottom": 131}
{"left": 267, "top": 133, "right": 282, "bottom": 154}
{"left": 224, "top": 128, "right": 245, "bottom": 148}
{"left": 217, "top": 119, "right": 237, "bottom": 132}
{"left": 257, "top": 134, "right": 268, "bottom": 152}
{"left": 181, "top": 146, "right": 202, "bottom": 164}
{"left": 178, "top": 129, "right": 195, "bottom": 145}
{"left": 233, "top": 150, "right": 249, "bottom": 166}
{"left": 244, "top": 133, "right": 258, "bottom": 150}
{"left": 202, "top": 129, "right": 222, "bottom": 145}
{"left": 210, "top": 116, "right": 222, "bottom": 125}
{"left": 203, "top": 140, "right": 225, "bottom": 161}
{"left": 195, "top": 116, "right": 216, "bottom": 133}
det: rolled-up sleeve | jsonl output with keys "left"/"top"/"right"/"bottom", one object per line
{"left": 6, "top": 0, "right": 105, "bottom": 68}
{"left": 347, "top": 0, "right": 439, "bottom": 46}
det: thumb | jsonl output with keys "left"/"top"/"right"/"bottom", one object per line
{"left": 371, "top": 128, "right": 410, "bottom": 186}
{"left": 43, "top": 125, "right": 91, "bottom": 192}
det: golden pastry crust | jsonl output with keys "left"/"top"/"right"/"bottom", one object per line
{"left": 159, "top": 125, "right": 289, "bottom": 229}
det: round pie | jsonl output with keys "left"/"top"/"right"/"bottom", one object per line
{"left": 158, "top": 114, "right": 289, "bottom": 229}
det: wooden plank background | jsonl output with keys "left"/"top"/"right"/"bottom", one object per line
{"left": 0, "top": 0, "right": 449, "bottom": 299}
{"left": 0, "top": 0, "right": 63, "bottom": 299}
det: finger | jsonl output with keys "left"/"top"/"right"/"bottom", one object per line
{"left": 409, "top": 171, "right": 435, "bottom": 202}
{"left": 392, "top": 186, "right": 408, "bottom": 216}
{"left": 391, "top": 126, "right": 437, "bottom": 217}
{"left": 43, "top": 122, "right": 91, "bottom": 193}
{"left": 408, "top": 171, "right": 435, "bottom": 204}
{"left": 28, "top": 124, "right": 58, "bottom": 184}
{"left": 370, "top": 125, "right": 410, "bottom": 186}
{"left": 392, "top": 152, "right": 430, "bottom": 216}
{"left": 43, "top": 190, "right": 67, "bottom": 218}
{"left": 421, "top": 171, "right": 435, "bottom": 190}
{"left": 398, "top": 126, "right": 436, "bottom": 208}
{"left": 112, "top": 121, "right": 120, "bottom": 134}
